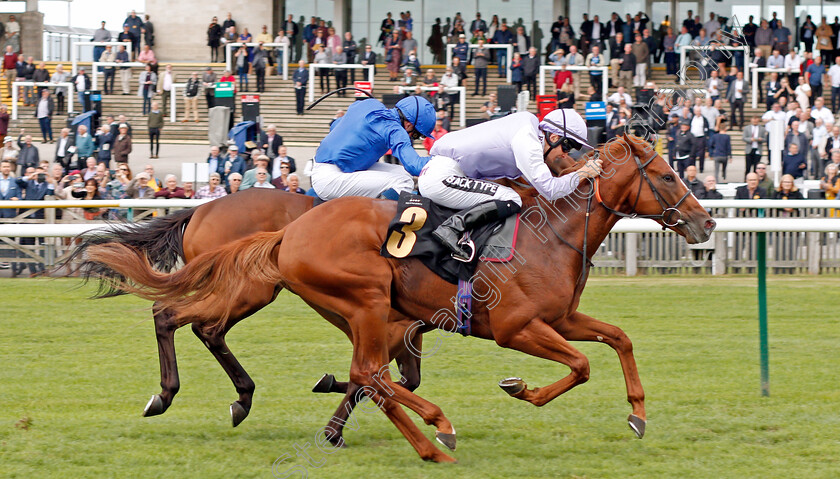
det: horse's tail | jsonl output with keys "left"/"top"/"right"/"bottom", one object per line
{"left": 85, "top": 228, "right": 287, "bottom": 325}
{"left": 61, "top": 208, "right": 195, "bottom": 298}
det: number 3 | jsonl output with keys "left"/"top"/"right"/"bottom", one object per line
{"left": 385, "top": 206, "right": 428, "bottom": 258}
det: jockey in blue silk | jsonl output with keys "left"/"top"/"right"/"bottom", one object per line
{"left": 310, "top": 95, "right": 437, "bottom": 200}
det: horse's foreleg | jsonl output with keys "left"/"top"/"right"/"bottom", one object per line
{"left": 191, "top": 321, "right": 255, "bottom": 427}
{"left": 321, "top": 381, "right": 363, "bottom": 448}
{"left": 495, "top": 317, "right": 590, "bottom": 407}
{"left": 142, "top": 303, "right": 181, "bottom": 417}
{"left": 395, "top": 326, "right": 422, "bottom": 392}
{"left": 557, "top": 311, "right": 646, "bottom": 438}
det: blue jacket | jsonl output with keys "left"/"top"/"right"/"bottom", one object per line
{"left": 96, "top": 131, "right": 113, "bottom": 161}
{"left": 453, "top": 42, "right": 469, "bottom": 62}
{"left": 708, "top": 132, "right": 731, "bottom": 158}
{"left": 293, "top": 67, "right": 308, "bottom": 86}
{"left": 0, "top": 175, "right": 21, "bottom": 218}
{"left": 510, "top": 61, "right": 524, "bottom": 83}
{"left": 783, "top": 152, "right": 806, "bottom": 178}
{"left": 492, "top": 29, "right": 514, "bottom": 45}
{"left": 224, "top": 153, "right": 246, "bottom": 179}
{"left": 315, "top": 99, "right": 429, "bottom": 176}
{"left": 16, "top": 178, "right": 54, "bottom": 219}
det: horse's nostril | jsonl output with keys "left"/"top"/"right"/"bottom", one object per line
{"left": 705, "top": 219, "right": 717, "bottom": 231}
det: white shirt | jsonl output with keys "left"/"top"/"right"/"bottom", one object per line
{"left": 272, "top": 157, "right": 288, "bottom": 178}
{"left": 795, "top": 83, "right": 811, "bottom": 108}
{"left": 690, "top": 115, "right": 705, "bottom": 137}
{"left": 784, "top": 54, "right": 802, "bottom": 71}
{"left": 607, "top": 92, "right": 633, "bottom": 105}
{"left": 811, "top": 106, "right": 834, "bottom": 126}
{"left": 828, "top": 65, "right": 840, "bottom": 87}
{"left": 700, "top": 106, "right": 719, "bottom": 127}
{"left": 591, "top": 23, "right": 600, "bottom": 40}
{"left": 252, "top": 181, "right": 276, "bottom": 189}
{"left": 734, "top": 79, "right": 744, "bottom": 99}
{"left": 706, "top": 77, "right": 720, "bottom": 96}
{"left": 36, "top": 98, "right": 50, "bottom": 118}
{"left": 57, "top": 137, "right": 68, "bottom": 156}
{"left": 812, "top": 125, "right": 828, "bottom": 148}
{"left": 162, "top": 72, "right": 173, "bottom": 91}
{"left": 762, "top": 110, "right": 785, "bottom": 122}
{"left": 750, "top": 125, "right": 761, "bottom": 149}
{"left": 439, "top": 73, "right": 459, "bottom": 89}
{"left": 75, "top": 74, "right": 86, "bottom": 91}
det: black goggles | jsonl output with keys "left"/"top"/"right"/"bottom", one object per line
{"left": 559, "top": 137, "right": 583, "bottom": 153}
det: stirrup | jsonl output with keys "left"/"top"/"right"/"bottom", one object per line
{"left": 451, "top": 237, "right": 476, "bottom": 263}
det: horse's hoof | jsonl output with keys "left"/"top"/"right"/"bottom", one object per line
{"left": 498, "top": 377, "right": 526, "bottom": 396}
{"left": 142, "top": 395, "right": 165, "bottom": 417}
{"left": 230, "top": 401, "right": 249, "bottom": 427}
{"left": 312, "top": 373, "right": 336, "bottom": 393}
{"left": 435, "top": 427, "right": 457, "bottom": 451}
{"left": 327, "top": 433, "right": 347, "bottom": 448}
{"left": 628, "top": 414, "right": 646, "bottom": 439}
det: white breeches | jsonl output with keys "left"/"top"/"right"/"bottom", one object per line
{"left": 417, "top": 155, "right": 522, "bottom": 210}
{"left": 310, "top": 161, "right": 415, "bottom": 200}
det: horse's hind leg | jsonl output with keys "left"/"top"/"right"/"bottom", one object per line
{"left": 557, "top": 311, "right": 646, "bottom": 438}
{"left": 143, "top": 302, "right": 181, "bottom": 417}
{"left": 191, "top": 320, "right": 256, "bottom": 427}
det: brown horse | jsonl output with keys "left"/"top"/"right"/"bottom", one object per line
{"left": 85, "top": 135, "right": 716, "bottom": 462}
{"left": 69, "top": 188, "right": 422, "bottom": 439}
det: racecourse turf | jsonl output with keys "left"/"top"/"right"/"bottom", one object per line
{"left": 1, "top": 276, "right": 838, "bottom": 478}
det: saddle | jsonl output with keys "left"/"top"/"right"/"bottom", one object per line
{"left": 380, "top": 192, "right": 520, "bottom": 284}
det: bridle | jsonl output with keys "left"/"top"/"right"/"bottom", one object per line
{"left": 593, "top": 144, "right": 691, "bottom": 229}
{"left": 521, "top": 138, "right": 692, "bottom": 294}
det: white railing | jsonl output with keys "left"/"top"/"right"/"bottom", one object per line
{"left": 396, "top": 86, "right": 466, "bottom": 127}
{"left": 225, "top": 43, "right": 290, "bottom": 80}
{"left": 678, "top": 45, "right": 751, "bottom": 85}
{"left": 539, "top": 65, "right": 608, "bottom": 97}
{"left": 91, "top": 61, "right": 145, "bottom": 90}
{"left": 749, "top": 66, "right": 790, "bottom": 109}
{"left": 445, "top": 43, "right": 514, "bottom": 83}
{"left": 11, "top": 82, "right": 75, "bottom": 119}
{"left": 308, "top": 64, "right": 375, "bottom": 102}
{"left": 72, "top": 41, "right": 125, "bottom": 75}
{"left": 169, "top": 82, "right": 187, "bottom": 123}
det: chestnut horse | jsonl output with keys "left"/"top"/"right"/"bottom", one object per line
{"left": 68, "top": 188, "right": 423, "bottom": 439}
{"left": 85, "top": 135, "right": 716, "bottom": 462}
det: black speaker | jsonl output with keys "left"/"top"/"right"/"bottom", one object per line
{"left": 382, "top": 93, "right": 407, "bottom": 109}
{"left": 637, "top": 88, "right": 654, "bottom": 106}
{"left": 466, "top": 118, "right": 488, "bottom": 127}
{"left": 497, "top": 84, "right": 518, "bottom": 112}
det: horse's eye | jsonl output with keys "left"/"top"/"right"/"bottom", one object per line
{"left": 662, "top": 174, "right": 674, "bottom": 182}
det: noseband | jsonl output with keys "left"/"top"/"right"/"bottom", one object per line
{"left": 593, "top": 146, "right": 692, "bottom": 229}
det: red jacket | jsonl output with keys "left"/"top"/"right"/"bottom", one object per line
{"left": 423, "top": 127, "right": 448, "bottom": 154}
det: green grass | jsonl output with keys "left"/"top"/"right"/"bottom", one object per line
{"left": 1, "top": 276, "right": 839, "bottom": 478}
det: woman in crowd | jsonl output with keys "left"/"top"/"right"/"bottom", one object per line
{"left": 182, "top": 181, "right": 195, "bottom": 199}
{"left": 105, "top": 163, "right": 132, "bottom": 200}
{"left": 238, "top": 27, "right": 253, "bottom": 60}
{"left": 154, "top": 174, "right": 186, "bottom": 199}
{"left": 313, "top": 44, "right": 332, "bottom": 92}
{"left": 773, "top": 174, "right": 804, "bottom": 217}
{"left": 794, "top": 75, "right": 812, "bottom": 108}
{"left": 225, "top": 172, "right": 243, "bottom": 194}
{"left": 71, "top": 178, "right": 104, "bottom": 220}
{"left": 385, "top": 31, "right": 402, "bottom": 81}
{"left": 422, "top": 68, "right": 438, "bottom": 87}
{"left": 50, "top": 64, "right": 69, "bottom": 113}
{"left": 820, "top": 163, "right": 839, "bottom": 217}
{"left": 555, "top": 81, "right": 575, "bottom": 109}
{"left": 326, "top": 27, "right": 341, "bottom": 56}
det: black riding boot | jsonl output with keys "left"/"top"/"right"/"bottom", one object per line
{"left": 433, "top": 200, "right": 521, "bottom": 261}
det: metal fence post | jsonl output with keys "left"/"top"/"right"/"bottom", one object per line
{"left": 44, "top": 205, "right": 56, "bottom": 267}
{"left": 625, "top": 233, "right": 638, "bottom": 276}
{"left": 807, "top": 231, "right": 820, "bottom": 274}
{"left": 757, "top": 208, "right": 769, "bottom": 397}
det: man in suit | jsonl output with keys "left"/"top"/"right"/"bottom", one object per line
{"left": 72, "top": 68, "right": 91, "bottom": 111}
{"left": 156, "top": 64, "right": 176, "bottom": 116}
{"left": 293, "top": 60, "right": 308, "bottom": 116}
{"left": 54, "top": 128, "right": 75, "bottom": 170}
{"left": 606, "top": 13, "right": 623, "bottom": 40}
{"left": 0, "top": 159, "right": 20, "bottom": 268}
{"left": 742, "top": 116, "right": 765, "bottom": 177}
{"left": 206, "top": 145, "right": 227, "bottom": 180}
{"left": 675, "top": 119, "right": 695, "bottom": 177}
{"left": 271, "top": 145, "right": 297, "bottom": 178}
{"left": 725, "top": 70, "right": 748, "bottom": 128}
{"left": 469, "top": 13, "right": 487, "bottom": 37}
{"left": 605, "top": 103, "right": 620, "bottom": 141}
{"left": 284, "top": 14, "right": 299, "bottom": 62}
{"left": 735, "top": 172, "right": 768, "bottom": 199}
{"left": 14, "top": 165, "right": 55, "bottom": 275}
{"left": 260, "top": 124, "right": 283, "bottom": 159}
{"left": 521, "top": 46, "right": 540, "bottom": 94}
{"left": 17, "top": 134, "right": 38, "bottom": 175}
{"left": 584, "top": 15, "right": 605, "bottom": 53}
{"left": 360, "top": 44, "right": 377, "bottom": 76}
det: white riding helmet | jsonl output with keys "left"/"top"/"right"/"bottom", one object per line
{"left": 539, "top": 109, "right": 594, "bottom": 152}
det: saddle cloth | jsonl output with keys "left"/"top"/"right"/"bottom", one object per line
{"left": 380, "top": 192, "right": 520, "bottom": 284}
